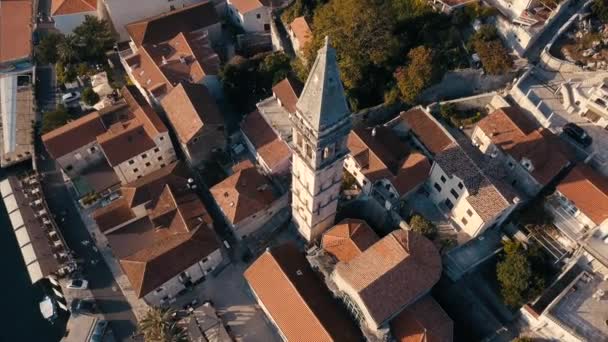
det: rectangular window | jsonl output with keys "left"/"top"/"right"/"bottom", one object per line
{"left": 433, "top": 183, "right": 442, "bottom": 192}
{"left": 158, "top": 156, "right": 163, "bottom": 161}
{"left": 155, "top": 287, "right": 164, "bottom": 293}
{"left": 141, "top": 153, "right": 147, "bottom": 159}
{"left": 467, "top": 209, "right": 473, "bottom": 217}
{"left": 128, "top": 159, "right": 135, "bottom": 165}
{"left": 133, "top": 168, "right": 139, "bottom": 173}
{"left": 154, "top": 148, "right": 160, "bottom": 153}
{"left": 65, "top": 165, "right": 73, "bottom": 171}
{"left": 440, "top": 175, "right": 446, "bottom": 183}
{"left": 256, "top": 13, "right": 261, "bottom": 19}
{"left": 458, "top": 182, "right": 463, "bottom": 190}
{"left": 145, "top": 162, "right": 151, "bottom": 167}
{"left": 444, "top": 199, "right": 454, "bottom": 210}
{"left": 461, "top": 217, "right": 468, "bottom": 225}
{"left": 450, "top": 189, "right": 459, "bottom": 199}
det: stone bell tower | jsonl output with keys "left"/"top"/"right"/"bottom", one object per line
{"left": 290, "top": 37, "right": 352, "bottom": 242}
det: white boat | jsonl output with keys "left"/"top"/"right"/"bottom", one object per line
{"left": 39, "top": 295, "right": 58, "bottom": 323}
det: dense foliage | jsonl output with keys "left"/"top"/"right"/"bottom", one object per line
{"left": 395, "top": 46, "right": 437, "bottom": 104}
{"left": 221, "top": 52, "right": 292, "bottom": 113}
{"left": 138, "top": 308, "right": 187, "bottom": 342}
{"left": 496, "top": 241, "right": 546, "bottom": 308}
{"left": 82, "top": 87, "right": 100, "bottom": 106}
{"left": 409, "top": 214, "right": 438, "bottom": 240}
{"left": 41, "top": 105, "right": 72, "bottom": 134}
{"left": 592, "top": 0, "right": 608, "bottom": 23}
{"left": 469, "top": 25, "right": 512, "bottom": 75}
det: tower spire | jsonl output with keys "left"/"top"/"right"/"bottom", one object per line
{"left": 295, "top": 36, "right": 350, "bottom": 133}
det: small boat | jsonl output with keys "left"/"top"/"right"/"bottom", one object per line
{"left": 39, "top": 295, "right": 58, "bottom": 323}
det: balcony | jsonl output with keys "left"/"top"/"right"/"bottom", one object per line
{"left": 545, "top": 195, "right": 591, "bottom": 243}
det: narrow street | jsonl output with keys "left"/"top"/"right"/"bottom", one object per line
{"left": 37, "top": 148, "right": 138, "bottom": 341}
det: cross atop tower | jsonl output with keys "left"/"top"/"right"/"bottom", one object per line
{"left": 290, "top": 37, "right": 352, "bottom": 243}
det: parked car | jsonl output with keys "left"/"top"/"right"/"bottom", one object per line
{"left": 71, "top": 298, "right": 97, "bottom": 313}
{"left": 61, "top": 91, "right": 81, "bottom": 104}
{"left": 89, "top": 320, "right": 108, "bottom": 342}
{"left": 563, "top": 123, "right": 592, "bottom": 147}
{"left": 67, "top": 279, "right": 89, "bottom": 290}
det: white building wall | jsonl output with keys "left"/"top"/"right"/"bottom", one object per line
{"left": 111, "top": 132, "right": 176, "bottom": 184}
{"left": 143, "top": 248, "right": 222, "bottom": 306}
{"left": 343, "top": 155, "right": 372, "bottom": 194}
{"left": 226, "top": 1, "right": 270, "bottom": 32}
{"left": 226, "top": 193, "right": 289, "bottom": 240}
{"left": 103, "top": 0, "right": 205, "bottom": 42}
{"left": 52, "top": 11, "right": 97, "bottom": 34}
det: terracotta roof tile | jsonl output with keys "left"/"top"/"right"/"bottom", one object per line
{"left": 244, "top": 243, "right": 363, "bottom": 342}
{"left": 321, "top": 219, "right": 379, "bottom": 262}
{"left": 161, "top": 83, "right": 223, "bottom": 143}
{"left": 348, "top": 127, "right": 431, "bottom": 196}
{"left": 0, "top": 0, "right": 32, "bottom": 63}
{"left": 391, "top": 295, "right": 453, "bottom": 342}
{"left": 229, "top": 0, "right": 266, "bottom": 14}
{"left": 51, "top": 0, "right": 96, "bottom": 16}
{"left": 477, "top": 107, "right": 572, "bottom": 186}
{"left": 272, "top": 77, "right": 303, "bottom": 113}
{"left": 241, "top": 110, "right": 291, "bottom": 171}
{"left": 557, "top": 165, "right": 608, "bottom": 226}
{"left": 289, "top": 16, "right": 312, "bottom": 50}
{"left": 93, "top": 162, "right": 219, "bottom": 298}
{"left": 335, "top": 229, "right": 442, "bottom": 326}
{"left": 126, "top": 1, "right": 219, "bottom": 47}
{"left": 399, "top": 108, "right": 454, "bottom": 155}
{"left": 210, "top": 162, "right": 278, "bottom": 224}
{"left": 42, "top": 111, "right": 106, "bottom": 159}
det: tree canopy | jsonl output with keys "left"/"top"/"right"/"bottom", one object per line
{"left": 221, "top": 52, "right": 292, "bottom": 114}
{"left": 41, "top": 105, "right": 72, "bottom": 134}
{"left": 73, "top": 16, "right": 115, "bottom": 62}
{"left": 138, "top": 307, "right": 187, "bottom": 342}
{"left": 496, "top": 241, "right": 546, "bottom": 308}
{"left": 35, "top": 33, "right": 63, "bottom": 65}
{"left": 409, "top": 214, "right": 438, "bottom": 240}
{"left": 82, "top": 87, "right": 100, "bottom": 106}
{"left": 306, "top": 0, "right": 399, "bottom": 94}
{"left": 469, "top": 25, "right": 512, "bottom": 75}
{"left": 592, "top": 0, "right": 608, "bottom": 23}
{"left": 395, "top": 46, "right": 437, "bottom": 104}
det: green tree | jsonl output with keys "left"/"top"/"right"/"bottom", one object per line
{"left": 259, "top": 52, "right": 292, "bottom": 85}
{"left": 35, "top": 33, "right": 63, "bottom": 65}
{"left": 56, "top": 62, "right": 77, "bottom": 85}
{"left": 409, "top": 214, "right": 438, "bottom": 239}
{"left": 138, "top": 307, "right": 187, "bottom": 342}
{"left": 73, "top": 16, "right": 115, "bottom": 61}
{"left": 307, "top": 0, "right": 398, "bottom": 91}
{"left": 76, "top": 62, "right": 90, "bottom": 76}
{"left": 473, "top": 39, "right": 512, "bottom": 75}
{"left": 57, "top": 34, "right": 79, "bottom": 64}
{"left": 390, "top": 0, "right": 431, "bottom": 22}
{"left": 41, "top": 105, "right": 72, "bottom": 134}
{"left": 592, "top": 0, "right": 608, "bottom": 23}
{"left": 82, "top": 87, "right": 100, "bottom": 106}
{"left": 497, "top": 241, "right": 546, "bottom": 308}
{"left": 395, "top": 46, "right": 436, "bottom": 103}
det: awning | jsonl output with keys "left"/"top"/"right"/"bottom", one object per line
{"left": 21, "top": 243, "right": 37, "bottom": 265}
{"left": 0, "top": 179, "right": 12, "bottom": 197}
{"left": 9, "top": 210, "right": 24, "bottom": 229}
{"left": 3, "top": 194, "right": 17, "bottom": 213}
{"left": 27, "top": 263, "right": 44, "bottom": 284}
{"left": 14, "top": 226, "right": 30, "bottom": 247}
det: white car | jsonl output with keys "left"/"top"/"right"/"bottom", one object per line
{"left": 61, "top": 91, "right": 80, "bottom": 104}
{"left": 67, "top": 279, "right": 88, "bottom": 290}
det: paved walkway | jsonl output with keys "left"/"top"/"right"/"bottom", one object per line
{"left": 75, "top": 200, "right": 150, "bottom": 320}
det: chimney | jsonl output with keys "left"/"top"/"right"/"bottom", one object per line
{"left": 371, "top": 127, "right": 377, "bottom": 137}
{"left": 179, "top": 55, "right": 186, "bottom": 64}
{"left": 162, "top": 56, "right": 168, "bottom": 65}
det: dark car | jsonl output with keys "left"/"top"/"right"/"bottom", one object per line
{"left": 90, "top": 320, "right": 108, "bottom": 342}
{"left": 71, "top": 298, "right": 97, "bottom": 313}
{"left": 563, "top": 123, "right": 592, "bottom": 147}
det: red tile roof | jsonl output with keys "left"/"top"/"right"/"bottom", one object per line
{"left": 399, "top": 108, "right": 454, "bottom": 155}
{"left": 93, "top": 162, "right": 219, "bottom": 297}
{"left": 272, "top": 77, "right": 303, "bottom": 113}
{"left": 42, "top": 111, "right": 106, "bottom": 159}
{"left": 321, "top": 219, "right": 379, "bottom": 263}
{"left": 348, "top": 126, "right": 431, "bottom": 196}
{"left": 210, "top": 161, "right": 278, "bottom": 224}
{"left": 0, "top": 0, "right": 32, "bottom": 63}
{"left": 391, "top": 295, "right": 454, "bottom": 342}
{"left": 241, "top": 110, "right": 291, "bottom": 172}
{"left": 126, "top": 1, "right": 219, "bottom": 47}
{"left": 229, "top": 0, "right": 268, "bottom": 14}
{"left": 335, "top": 229, "right": 442, "bottom": 326}
{"left": 289, "top": 16, "right": 312, "bottom": 50}
{"left": 244, "top": 242, "right": 363, "bottom": 341}
{"left": 477, "top": 107, "right": 572, "bottom": 186}
{"left": 51, "top": 0, "right": 96, "bottom": 16}
{"left": 161, "top": 83, "right": 223, "bottom": 144}
{"left": 557, "top": 165, "right": 608, "bottom": 226}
